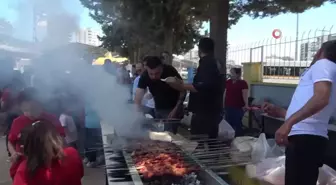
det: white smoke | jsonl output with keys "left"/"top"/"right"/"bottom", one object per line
{"left": 11, "top": 0, "right": 79, "bottom": 45}
{"left": 2, "top": 0, "right": 148, "bottom": 139}
{"left": 33, "top": 49, "right": 147, "bottom": 139}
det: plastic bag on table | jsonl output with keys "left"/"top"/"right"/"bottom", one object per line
{"left": 318, "top": 165, "right": 336, "bottom": 185}
{"left": 251, "top": 133, "right": 271, "bottom": 162}
{"left": 267, "top": 139, "right": 285, "bottom": 158}
{"left": 232, "top": 136, "right": 258, "bottom": 153}
{"left": 218, "top": 119, "right": 235, "bottom": 140}
{"left": 246, "top": 156, "right": 286, "bottom": 185}
{"left": 231, "top": 136, "right": 257, "bottom": 162}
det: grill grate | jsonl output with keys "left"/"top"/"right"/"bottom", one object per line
{"left": 173, "top": 134, "right": 254, "bottom": 184}
{"left": 105, "top": 150, "right": 134, "bottom": 183}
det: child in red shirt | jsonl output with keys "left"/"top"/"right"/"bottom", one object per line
{"left": 13, "top": 120, "right": 83, "bottom": 185}
{"left": 7, "top": 88, "right": 65, "bottom": 178}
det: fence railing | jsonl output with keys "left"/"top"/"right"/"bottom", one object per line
{"left": 227, "top": 25, "right": 335, "bottom": 82}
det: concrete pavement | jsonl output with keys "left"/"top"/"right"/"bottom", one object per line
{"left": 0, "top": 138, "right": 105, "bottom": 185}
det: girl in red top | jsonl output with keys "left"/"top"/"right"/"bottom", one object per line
{"left": 8, "top": 88, "right": 65, "bottom": 178}
{"left": 13, "top": 121, "right": 83, "bottom": 185}
{"left": 224, "top": 68, "right": 248, "bottom": 136}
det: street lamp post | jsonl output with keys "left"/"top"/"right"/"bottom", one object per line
{"left": 295, "top": 13, "right": 299, "bottom": 61}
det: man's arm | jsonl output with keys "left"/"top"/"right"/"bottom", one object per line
{"left": 169, "top": 62, "right": 220, "bottom": 93}
{"left": 175, "top": 91, "right": 186, "bottom": 108}
{"left": 135, "top": 88, "right": 146, "bottom": 109}
{"left": 172, "top": 67, "right": 187, "bottom": 106}
{"left": 242, "top": 81, "right": 249, "bottom": 107}
{"left": 188, "top": 62, "right": 220, "bottom": 93}
{"left": 242, "top": 89, "right": 248, "bottom": 107}
{"left": 135, "top": 74, "right": 149, "bottom": 110}
{"left": 285, "top": 81, "right": 331, "bottom": 126}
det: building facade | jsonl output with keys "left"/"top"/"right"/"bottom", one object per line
{"left": 300, "top": 34, "right": 336, "bottom": 61}
{"left": 72, "top": 28, "right": 102, "bottom": 46}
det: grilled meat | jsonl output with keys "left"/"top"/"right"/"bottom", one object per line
{"left": 131, "top": 142, "right": 199, "bottom": 179}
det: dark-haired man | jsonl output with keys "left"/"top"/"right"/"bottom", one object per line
{"left": 262, "top": 41, "right": 336, "bottom": 185}
{"left": 135, "top": 56, "right": 186, "bottom": 133}
{"left": 166, "top": 37, "right": 224, "bottom": 139}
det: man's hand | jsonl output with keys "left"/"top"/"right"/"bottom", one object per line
{"left": 275, "top": 122, "right": 292, "bottom": 146}
{"left": 243, "top": 105, "right": 249, "bottom": 112}
{"left": 166, "top": 77, "right": 184, "bottom": 91}
{"left": 9, "top": 152, "right": 22, "bottom": 164}
{"left": 168, "top": 107, "right": 178, "bottom": 119}
{"left": 262, "top": 102, "right": 286, "bottom": 118}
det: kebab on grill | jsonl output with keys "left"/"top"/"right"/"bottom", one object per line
{"left": 131, "top": 142, "right": 199, "bottom": 178}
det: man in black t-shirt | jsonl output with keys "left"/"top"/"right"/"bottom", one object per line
{"left": 135, "top": 56, "right": 186, "bottom": 133}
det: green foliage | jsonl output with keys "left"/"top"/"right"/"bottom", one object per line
{"left": 80, "top": 0, "right": 335, "bottom": 59}
{"left": 243, "top": 0, "right": 335, "bottom": 18}
{"left": 80, "top": 0, "right": 208, "bottom": 57}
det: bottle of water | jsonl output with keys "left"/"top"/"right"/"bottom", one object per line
{"left": 158, "top": 120, "right": 165, "bottom": 132}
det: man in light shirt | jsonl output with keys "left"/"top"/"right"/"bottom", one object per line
{"left": 263, "top": 41, "right": 336, "bottom": 185}
{"left": 132, "top": 62, "right": 155, "bottom": 117}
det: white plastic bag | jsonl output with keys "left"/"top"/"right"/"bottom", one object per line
{"left": 181, "top": 112, "right": 192, "bottom": 126}
{"left": 267, "top": 139, "right": 286, "bottom": 158}
{"left": 251, "top": 133, "right": 271, "bottom": 162}
{"left": 246, "top": 156, "right": 286, "bottom": 185}
{"left": 318, "top": 165, "right": 336, "bottom": 185}
{"left": 231, "top": 136, "right": 257, "bottom": 162}
{"left": 247, "top": 156, "right": 336, "bottom": 185}
{"left": 232, "top": 136, "right": 257, "bottom": 153}
{"left": 218, "top": 119, "right": 235, "bottom": 140}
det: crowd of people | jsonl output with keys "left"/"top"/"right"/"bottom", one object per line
{"left": 0, "top": 58, "right": 107, "bottom": 184}
{"left": 1, "top": 37, "right": 335, "bottom": 185}
{"left": 130, "top": 38, "right": 336, "bottom": 185}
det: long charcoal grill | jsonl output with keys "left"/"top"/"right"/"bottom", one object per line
{"left": 104, "top": 139, "right": 228, "bottom": 185}
{"left": 102, "top": 120, "right": 251, "bottom": 185}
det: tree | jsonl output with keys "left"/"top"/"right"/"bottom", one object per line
{"left": 81, "top": 0, "right": 216, "bottom": 63}
{"left": 81, "top": 0, "right": 334, "bottom": 64}
{"left": 243, "top": 0, "right": 334, "bottom": 18}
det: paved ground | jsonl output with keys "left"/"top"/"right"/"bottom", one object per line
{"left": 0, "top": 138, "right": 105, "bottom": 185}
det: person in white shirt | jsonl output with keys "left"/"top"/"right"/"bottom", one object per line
{"left": 132, "top": 62, "right": 155, "bottom": 117}
{"left": 59, "top": 106, "right": 78, "bottom": 149}
{"left": 262, "top": 41, "right": 336, "bottom": 185}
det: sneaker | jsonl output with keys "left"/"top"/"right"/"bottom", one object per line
{"left": 86, "top": 161, "right": 97, "bottom": 168}
{"left": 96, "top": 155, "right": 105, "bottom": 165}
{"left": 82, "top": 158, "right": 89, "bottom": 164}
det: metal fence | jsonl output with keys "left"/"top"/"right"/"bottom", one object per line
{"left": 227, "top": 25, "right": 335, "bottom": 82}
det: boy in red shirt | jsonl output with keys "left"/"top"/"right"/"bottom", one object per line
{"left": 13, "top": 120, "right": 83, "bottom": 185}
{"left": 7, "top": 87, "right": 65, "bottom": 179}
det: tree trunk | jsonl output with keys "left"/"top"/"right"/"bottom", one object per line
{"left": 163, "top": 29, "right": 174, "bottom": 65}
{"left": 209, "top": 1, "right": 217, "bottom": 40}
{"left": 210, "top": 0, "right": 229, "bottom": 89}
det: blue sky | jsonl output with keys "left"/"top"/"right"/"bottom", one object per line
{"left": 226, "top": 2, "right": 335, "bottom": 46}
{"left": 0, "top": 0, "right": 335, "bottom": 46}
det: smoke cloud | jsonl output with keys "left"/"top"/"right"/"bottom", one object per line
{"left": 2, "top": 0, "right": 149, "bottom": 140}
{"left": 9, "top": 0, "right": 79, "bottom": 44}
